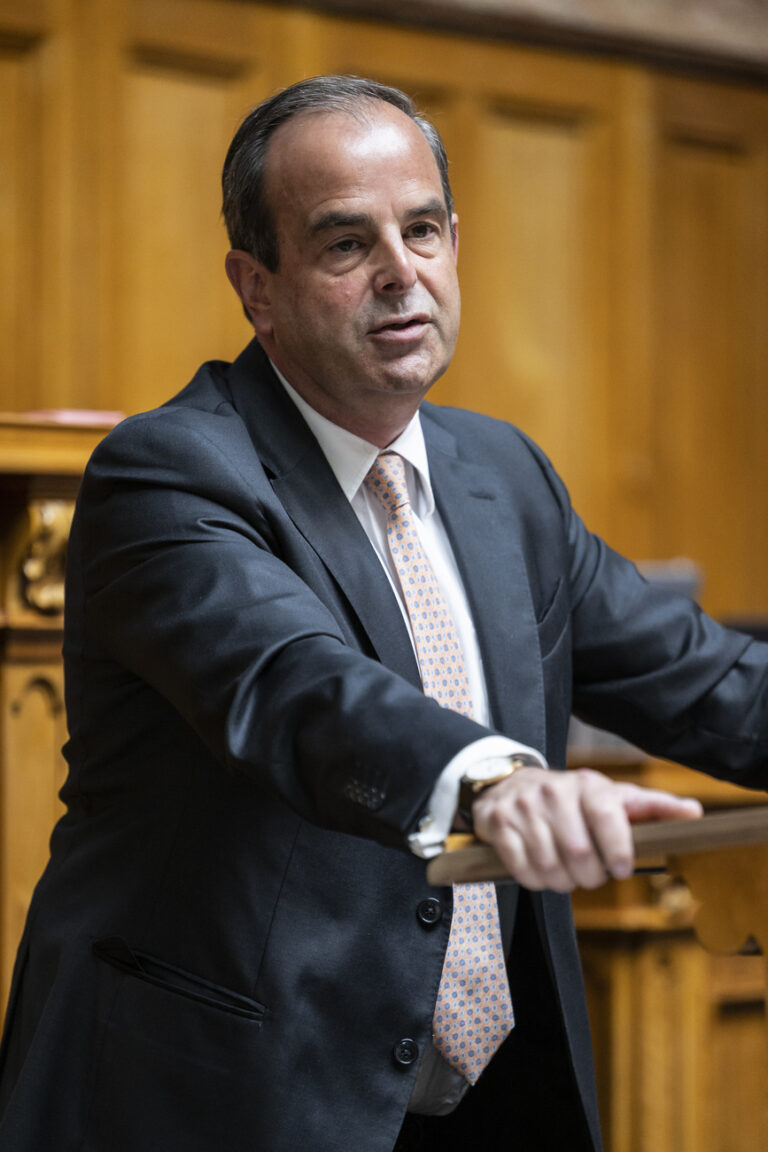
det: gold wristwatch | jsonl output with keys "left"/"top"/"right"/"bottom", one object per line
{"left": 457, "top": 754, "right": 540, "bottom": 830}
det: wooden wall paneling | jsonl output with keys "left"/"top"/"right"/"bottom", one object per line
{"left": 281, "top": 13, "right": 768, "bottom": 605}
{"left": 274, "top": 12, "right": 473, "bottom": 242}
{"left": 283, "top": 0, "right": 768, "bottom": 75}
{"left": 707, "top": 952, "right": 768, "bottom": 1152}
{"left": 67, "top": 0, "right": 123, "bottom": 411}
{"left": 579, "top": 932, "right": 639, "bottom": 1152}
{"left": 747, "top": 126, "right": 768, "bottom": 620}
{"left": 259, "top": 2, "right": 332, "bottom": 81}
{"left": 602, "top": 67, "right": 657, "bottom": 560}
{"left": 580, "top": 929, "right": 713, "bottom": 1152}
{"left": 451, "top": 68, "right": 620, "bottom": 534}
{"left": 0, "top": 415, "right": 118, "bottom": 1017}
{"left": 0, "top": 0, "right": 75, "bottom": 411}
{"left": 77, "top": 0, "right": 276, "bottom": 416}
{"left": 0, "top": 662, "right": 67, "bottom": 1010}
{"left": 288, "top": 14, "right": 626, "bottom": 533}
{"left": 652, "top": 79, "right": 768, "bottom": 617}
{"left": 636, "top": 933, "right": 709, "bottom": 1152}
{"left": 580, "top": 925, "right": 768, "bottom": 1152}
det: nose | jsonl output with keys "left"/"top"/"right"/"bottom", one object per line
{"left": 371, "top": 234, "right": 418, "bottom": 295}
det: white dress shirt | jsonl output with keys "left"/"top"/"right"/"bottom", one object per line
{"left": 274, "top": 368, "right": 546, "bottom": 857}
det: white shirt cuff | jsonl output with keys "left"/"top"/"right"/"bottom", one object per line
{"left": 408, "top": 735, "right": 547, "bottom": 859}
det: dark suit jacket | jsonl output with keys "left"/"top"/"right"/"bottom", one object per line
{"left": 1, "top": 340, "right": 766, "bottom": 1152}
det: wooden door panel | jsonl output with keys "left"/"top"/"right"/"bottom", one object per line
{"left": 653, "top": 80, "right": 768, "bottom": 616}
{"left": 0, "top": 1, "right": 74, "bottom": 410}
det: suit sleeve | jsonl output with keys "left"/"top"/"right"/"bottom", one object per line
{"left": 524, "top": 441, "right": 768, "bottom": 787}
{"left": 69, "top": 410, "right": 490, "bottom": 849}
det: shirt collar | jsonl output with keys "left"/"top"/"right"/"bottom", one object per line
{"left": 271, "top": 361, "right": 435, "bottom": 517}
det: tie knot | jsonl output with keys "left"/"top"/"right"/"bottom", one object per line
{"left": 364, "top": 453, "right": 410, "bottom": 515}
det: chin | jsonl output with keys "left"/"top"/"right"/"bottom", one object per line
{"left": 376, "top": 358, "right": 448, "bottom": 396}
{"left": 374, "top": 375, "right": 435, "bottom": 398}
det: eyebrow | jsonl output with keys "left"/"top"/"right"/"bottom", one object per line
{"left": 405, "top": 199, "right": 448, "bottom": 223}
{"left": 309, "top": 199, "right": 448, "bottom": 236}
{"left": 310, "top": 211, "right": 373, "bottom": 236}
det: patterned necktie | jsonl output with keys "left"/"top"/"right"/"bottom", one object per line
{"left": 364, "top": 452, "right": 514, "bottom": 1085}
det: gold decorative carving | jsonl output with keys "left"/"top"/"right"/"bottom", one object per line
{"left": 19, "top": 501, "right": 74, "bottom": 616}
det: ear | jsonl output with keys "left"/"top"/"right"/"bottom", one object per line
{"left": 450, "top": 214, "right": 459, "bottom": 262}
{"left": 225, "top": 250, "right": 274, "bottom": 338}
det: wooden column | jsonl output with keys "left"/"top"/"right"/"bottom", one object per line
{"left": 577, "top": 803, "right": 768, "bottom": 1152}
{"left": 0, "top": 413, "right": 117, "bottom": 1010}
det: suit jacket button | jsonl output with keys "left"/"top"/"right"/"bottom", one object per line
{"left": 393, "top": 1038, "right": 419, "bottom": 1067}
{"left": 416, "top": 898, "right": 443, "bottom": 928}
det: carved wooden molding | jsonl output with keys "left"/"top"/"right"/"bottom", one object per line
{"left": 0, "top": 498, "right": 74, "bottom": 627}
{"left": 283, "top": 0, "right": 768, "bottom": 75}
{"left": 8, "top": 673, "right": 65, "bottom": 720}
{"left": 0, "top": 412, "right": 120, "bottom": 477}
{"left": 0, "top": 412, "right": 120, "bottom": 629}
{"left": 19, "top": 500, "right": 73, "bottom": 616}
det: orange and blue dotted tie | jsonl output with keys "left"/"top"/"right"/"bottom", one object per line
{"left": 364, "top": 452, "right": 515, "bottom": 1085}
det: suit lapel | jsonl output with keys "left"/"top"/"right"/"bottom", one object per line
{"left": 225, "top": 342, "right": 420, "bottom": 687}
{"left": 225, "top": 342, "right": 545, "bottom": 745}
{"left": 271, "top": 465, "right": 421, "bottom": 686}
{"left": 423, "top": 414, "right": 546, "bottom": 753}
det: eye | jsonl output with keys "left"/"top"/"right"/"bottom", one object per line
{"left": 330, "top": 237, "right": 362, "bottom": 254}
{"left": 407, "top": 222, "right": 438, "bottom": 240}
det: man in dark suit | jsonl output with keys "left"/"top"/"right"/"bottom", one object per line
{"left": 0, "top": 74, "right": 766, "bottom": 1152}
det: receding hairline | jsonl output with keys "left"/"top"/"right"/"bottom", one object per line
{"left": 264, "top": 98, "right": 435, "bottom": 158}
{"left": 260, "top": 100, "right": 452, "bottom": 219}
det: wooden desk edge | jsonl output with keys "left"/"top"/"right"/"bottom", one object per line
{"left": 426, "top": 806, "right": 768, "bottom": 886}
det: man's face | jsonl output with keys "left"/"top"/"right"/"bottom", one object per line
{"left": 229, "top": 104, "right": 460, "bottom": 444}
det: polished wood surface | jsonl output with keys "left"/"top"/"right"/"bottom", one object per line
{"left": 427, "top": 807, "right": 768, "bottom": 885}
{"left": 0, "top": 413, "right": 122, "bottom": 476}
{"left": 2, "top": 0, "right": 766, "bottom": 620}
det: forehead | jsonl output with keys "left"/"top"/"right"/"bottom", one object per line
{"left": 264, "top": 105, "right": 445, "bottom": 232}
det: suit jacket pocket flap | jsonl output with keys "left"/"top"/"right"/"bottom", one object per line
{"left": 93, "top": 936, "right": 265, "bottom": 1021}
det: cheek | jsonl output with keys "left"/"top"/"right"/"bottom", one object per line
{"left": 437, "top": 263, "right": 461, "bottom": 304}
{"left": 314, "top": 286, "right": 368, "bottom": 350}
{"left": 325, "top": 280, "right": 360, "bottom": 315}
{"left": 443, "top": 278, "right": 461, "bottom": 338}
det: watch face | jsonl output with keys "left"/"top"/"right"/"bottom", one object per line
{"left": 465, "top": 761, "right": 514, "bottom": 785}
{"left": 463, "top": 755, "right": 538, "bottom": 788}
{"left": 463, "top": 764, "right": 493, "bottom": 784}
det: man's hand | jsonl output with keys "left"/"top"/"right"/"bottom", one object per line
{"left": 471, "top": 767, "right": 702, "bottom": 892}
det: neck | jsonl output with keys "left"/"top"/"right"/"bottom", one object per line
{"left": 268, "top": 360, "right": 423, "bottom": 449}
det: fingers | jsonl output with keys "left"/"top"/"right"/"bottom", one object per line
{"left": 470, "top": 767, "right": 702, "bottom": 894}
{"left": 579, "top": 773, "right": 636, "bottom": 882}
{"left": 621, "top": 786, "right": 703, "bottom": 824}
{"left": 472, "top": 767, "right": 624, "bottom": 892}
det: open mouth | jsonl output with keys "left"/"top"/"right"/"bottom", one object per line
{"left": 373, "top": 316, "right": 429, "bottom": 334}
